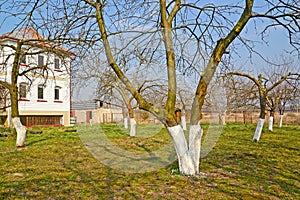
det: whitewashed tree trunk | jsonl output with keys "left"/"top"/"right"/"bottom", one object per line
{"left": 181, "top": 115, "right": 187, "bottom": 131}
{"left": 129, "top": 118, "right": 136, "bottom": 137}
{"left": 253, "top": 118, "right": 264, "bottom": 142}
{"left": 279, "top": 115, "right": 283, "bottom": 128}
{"left": 7, "top": 107, "right": 11, "bottom": 127}
{"left": 167, "top": 125, "right": 196, "bottom": 175}
{"left": 13, "top": 117, "right": 27, "bottom": 147}
{"left": 219, "top": 112, "right": 226, "bottom": 125}
{"left": 188, "top": 124, "right": 202, "bottom": 174}
{"left": 268, "top": 116, "right": 273, "bottom": 132}
{"left": 124, "top": 117, "right": 128, "bottom": 129}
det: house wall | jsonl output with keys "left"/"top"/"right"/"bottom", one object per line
{"left": 0, "top": 37, "right": 71, "bottom": 126}
{"left": 73, "top": 108, "right": 123, "bottom": 125}
{"left": 73, "top": 110, "right": 87, "bottom": 124}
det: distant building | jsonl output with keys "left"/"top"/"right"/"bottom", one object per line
{"left": 0, "top": 27, "right": 74, "bottom": 127}
{"left": 71, "top": 100, "right": 123, "bottom": 124}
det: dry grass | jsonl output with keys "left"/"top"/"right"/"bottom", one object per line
{"left": 0, "top": 123, "right": 299, "bottom": 199}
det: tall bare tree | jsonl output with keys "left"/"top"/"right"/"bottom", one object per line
{"left": 75, "top": 46, "right": 168, "bottom": 136}
{"left": 266, "top": 57, "right": 300, "bottom": 128}
{"left": 224, "top": 75, "right": 258, "bottom": 114}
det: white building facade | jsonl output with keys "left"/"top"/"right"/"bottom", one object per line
{"left": 0, "top": 27, "right": 73, "bottom": 127}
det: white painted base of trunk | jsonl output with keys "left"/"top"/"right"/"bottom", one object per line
{"left": 124, "top": 118, "right": 128, "bottom": 129}
{"left": 13, "top": 117, "right": 27, "bottom": 147}
{"left": 181, "top": 115, "right": 187, "bottom": 130}
{"left": 279, "top": 115, "right": 283, "bottom": 128}
{"left": 268, "top": 116, "right": 273, "bottom": 132}
{"left": 168, "top": 125, "right": 196, "bottom": 175}
{"left": 189, "top": 124, "right": 202, "bottom": 174}
{"left": 253, "top": 118, "right": 264, "bottom": 142}
{"left": 129, "top": 118, "right": 136, "bottom": 137}
{"left": 219, "top": 113, "right": 226, "bottom": 125}
{"left": 7, "top": 108, "right": 11, "bottom": 127}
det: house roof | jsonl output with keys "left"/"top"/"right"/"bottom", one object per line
{"left": 0, "top": 27, "right": 75, "bottom": 56}
{"left": 72, "top": 100, "right": 99, "bottom": 110}
{"left": 0, "top": 27, "right": 44, "bottom": 40}
{"left": 72, "top": 100, "right": 123, "bottom": 111}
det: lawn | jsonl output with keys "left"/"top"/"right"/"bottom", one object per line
{"left": 0, "top": 123, "right": 299, "bottom": 199}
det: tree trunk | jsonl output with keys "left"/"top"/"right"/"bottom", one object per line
{"left": 13, "top": 117, "right": 27, "bottom": 147}
{"left": 122, "top": 106, "right": 128, "bottom": 129}
{"left": 167, "top": 125, "right": 196, "bottom": 175}
{"left": 188, "top": 124, "right": 202, "bottom": 174}
{"left": 253, "top": 118, "right": 264, "bottom": 142}
{"left": 268, "top": 111, "right": 275, "bottom": 132}
{"left": 129, "top": 118, "right": 136, "bottom": 137}
{"left": 219, "top": 111, "right": 226, "bottom": 125}
{"left": 124, "top": 117, "right": 128, "bottom": 129}
{"left": 279, "top": 115, "right": 283, "bottom": 128}
{"left": 12, "top": 94, "right": 27, "bottom": 147}
{"left": 181, "top": 115, "right": 187, "bottom": 131}
{"left": 6, "top": 107, "right": 12, "bottom": 127}
{"left": 11, "top": 74, "right": 27, "bottom": 147}
{"left": 128, "top": 106, "right": 136, "bottom": 137}
{"left": 268, "top": 116, "right": 274, "bottom": 132}
{"left": 254, "top": 94, "right": 266, "bottom": 142}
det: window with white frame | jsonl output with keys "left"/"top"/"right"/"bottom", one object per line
{"left": 19, "top": 83, "right": 27, "bottom": 99}
{"left": 38, "top": 85, "right": 44, "bottom": 99}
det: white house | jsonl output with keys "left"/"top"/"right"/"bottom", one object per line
{"left": 0, "top": 27, "right": 74, "bottom": 127}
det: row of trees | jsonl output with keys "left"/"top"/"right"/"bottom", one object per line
{"left": 227, "top": 70, "right": 299, "bottom": 141}
{"left": 0, "top": 0, "right": 299, "bottom": 175}
{"left": 79, "top": 53, "right": 299, "bottom": 140}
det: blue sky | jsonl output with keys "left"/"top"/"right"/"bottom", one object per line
{"left": 1, "top": 6, "right": 298, "bottom": 101}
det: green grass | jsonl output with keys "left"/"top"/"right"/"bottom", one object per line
{"left": 0, "top": 123, "right": 299, "bottom": 199}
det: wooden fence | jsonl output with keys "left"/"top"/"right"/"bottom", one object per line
{"left": 201, "top": 112, "right": 300, "bottom": 126}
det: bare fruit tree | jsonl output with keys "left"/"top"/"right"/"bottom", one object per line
{"left": 81, "top": 0, "right": 299, "bottom": 174}
{"left": 224, "top": 75, "right": 258, "bottom": 114}
{"left": 227, "top": 71, "right": 299, "bottom": 141}
{"left": 75, "top": 46, "right": 168, "bottom": 136}
{"left": 266, "top": 57, "right": 300, "bottom": 128}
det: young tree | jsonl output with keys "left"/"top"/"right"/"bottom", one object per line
{"left": 75, "top": 46, "right": 168, "bottom": 136}
{"left": 227, "top": 72, "right": 299, "bottom": 141}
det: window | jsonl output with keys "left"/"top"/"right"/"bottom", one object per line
{"left": 21, "top": 56, "right": 26, "bottom": 64}
{"left": 54, "top": 86, "right": 61, "bottom": 100}
{"left": 38, "top": 55, "right": 44, "bottom": 66}
{"left": 38, "top": 85, "right": 44, "bottom": 99}
{"left": 54, "top": 58, "right": 60, "bottom": 69}
{"left": 19, "top": 83, "right": 27, "bottom": 99}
